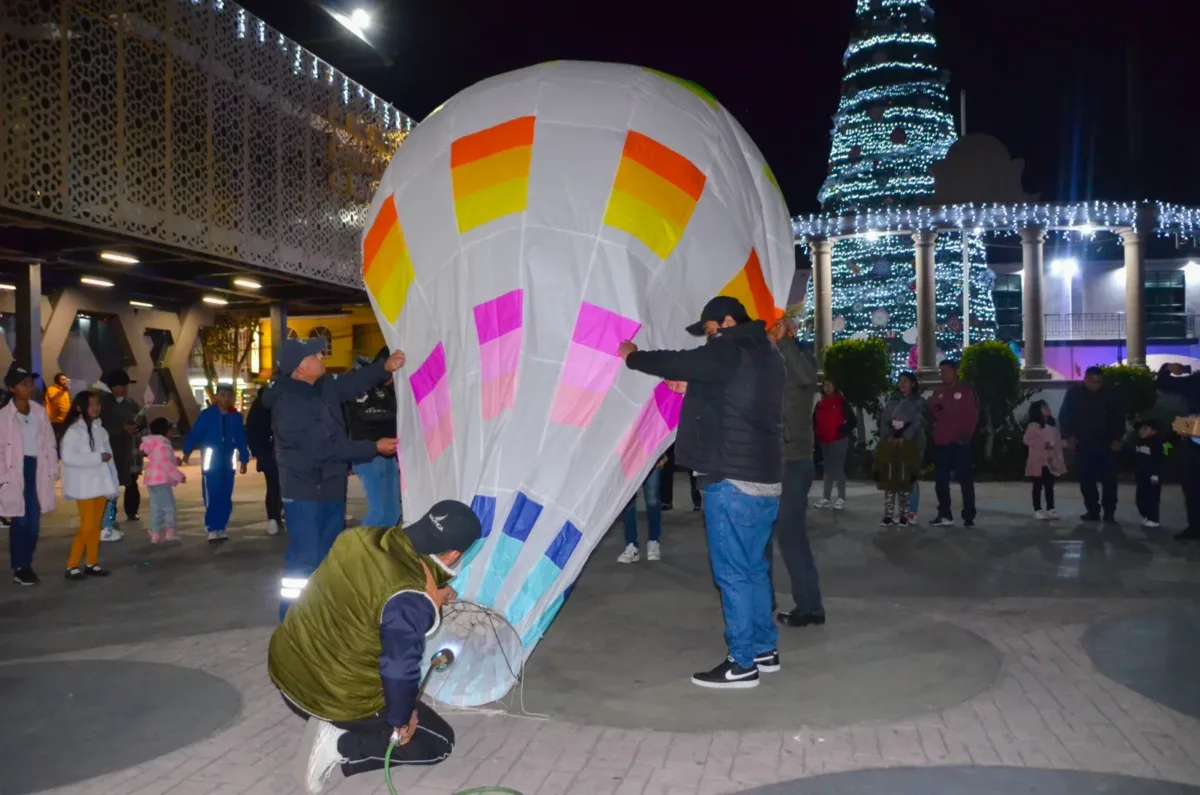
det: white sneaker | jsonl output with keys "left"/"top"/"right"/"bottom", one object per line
{"left": 617, "top": 543, "right": 640, "bottom": 563}
{"left": 647, "top": 540, "right": 661, "bottom": 561}
{"left": 267, "top": 520, "right": 280, "bottom": 536}
{"left": 99, "top": 527, "right": 123, "bottom": 542}
{"left": 1047, "top": 509, "right": 1059, "bottom": 519}
{"left": 295, "top": 718, "right": 347, "bottom": 794}
{"left": 1034, "top": 510, "right": 1049, "bottom": 520}
{"left": 1142, "top": 518, "right": 1161, "bottom": 528}
{"left": 833, "top": 498, "right": 846, "bottom": 511}
{"left": 813, "top": 498, "right": 832, "bottom": 509}
{"left": 207, "top": 530, "right": 222, "bottom": 543}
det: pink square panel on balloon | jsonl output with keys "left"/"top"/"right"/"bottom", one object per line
{"left": 410, "top": 343, "right": 453, "bottom": 461}
{"left": 481, "top": 370, "right": 517, "bottom": 420}
{"left": 549, "top": 382, "right": 607, "bottom": 427}
{"left": 571, "top": 302, "right": 641, "bottom": 354}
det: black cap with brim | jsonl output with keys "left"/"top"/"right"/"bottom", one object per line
{"left": 686, "top": 296, "right": 752, "bottom": 337}
{"left": 4, "top": 362, "right": 37, "bottom": 389}
{"left": 404, "top": 500, "right": 483, "bottom": 557}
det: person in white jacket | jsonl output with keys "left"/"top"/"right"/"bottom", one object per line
{"left": 60, "top": 390, "right": 120, "bottom": 580}
{"left": 0, "top": 363, "right": 59, "bottom": 586}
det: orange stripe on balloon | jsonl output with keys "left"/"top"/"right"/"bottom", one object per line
{"left": 363, "top": 196, "right": 398, "bottom": 275}
{"left": 741, "top": 249, "right": 777, "bottom": 322}
{"left": 621, "top": 131, "right": 705, "bottom": 202}
{"left": 450, "top": 116, "right": 536, "bottom": 169}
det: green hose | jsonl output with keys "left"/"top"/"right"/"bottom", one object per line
{"left": 384, "top": 741, "right": 523, "bottom": 795}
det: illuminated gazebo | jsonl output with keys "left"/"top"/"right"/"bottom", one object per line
{"left": 792, "top": 201, "right": 1200, "bottom": 380}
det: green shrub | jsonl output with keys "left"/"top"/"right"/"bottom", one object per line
{"left": 961, "top": 340, "right": 1027, "bottom": 475}
{"left": 1101, "top": 364, "right": 1157, "bottom": 423}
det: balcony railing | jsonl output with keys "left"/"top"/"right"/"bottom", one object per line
{"left": 996, "top": 311, "right": 1196, "bottom": 343}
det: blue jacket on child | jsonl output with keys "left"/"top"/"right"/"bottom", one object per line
{"left": 184, "top": 405, "right": 250, "bottom": 532}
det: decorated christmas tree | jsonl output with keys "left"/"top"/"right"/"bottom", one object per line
{"left": 810, "top": 0, "right": 995, "bottom": 371}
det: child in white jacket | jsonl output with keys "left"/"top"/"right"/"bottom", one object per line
{"left": 60, "top": 391, "right": 120, "bottom": 580}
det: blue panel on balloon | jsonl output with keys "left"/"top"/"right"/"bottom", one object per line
{"left": 503, "top": 556, "right": 561, "bottom": 627}
{"left": 477, "top": 534, "right": 525, "bottom": 607}
{"left": 472, "top": 494, "right": 497, "bottom": 537}
{"left": 501, "top": 493, "right": 542, "bottom": 542}
{"left": 543, "top": 521, "right": 581, "bottom": 569}
{"left": 521, "top": 593, "right": 564, "bottom": 649}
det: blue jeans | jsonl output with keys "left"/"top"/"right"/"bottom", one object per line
{"left": 147, "top": 484, "right": 177, "bottom": 531}
{"left": 280, "top": 499, "right": 346, "bottom": 620}
{"left": 9, "top": 457, "right": 40, "bottom": 571}
{"left": 934, "top": 443, "right": 976, "bottom": 522}
{"left": 703, "top": 480, "right": 780, "bottom": 669}
{"left": 622, "top": 467, "right": 662, "bottom": 546}
{"left": 353, "top": 456, "right": 402, "bottom": 527}
{"left": 909, "top": 482, "right": 920, "bottom": 514}
{"left": 1076, "top": 441, "right": 1118, "bottom": 515}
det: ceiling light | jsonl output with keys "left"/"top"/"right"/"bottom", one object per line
{"left": 233, "top": 278, "right": 262, "bottom": 290}
{"left": 81, "top": 276, "right": 115, "bottom": 288}
{"left": 0, "top": 283, "right": 15, "bottom": 291}
{"left": 350, "top": 8, "right": 371, "bottom": 29}
{"left": 100, "top": 251, "right": 139, "bottom": 265}
{"left": 202, "top": 296, "right": 229, "bottom": 306}
{"left": 130, "top": 300, "right": 154, "bottom": 308}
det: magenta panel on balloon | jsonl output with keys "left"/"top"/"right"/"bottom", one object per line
{"left": 480, "top": 330, "right": 521, "bottom": 382}
{"left": 549, "top": 382, "right": 606, "bottom": 427}
{"left": 474, "top": 289, "right": 524, "bottom": 345}
{"left": 417, "top": 380, "right": 451, "bottom": 432}
{"left": 617, "top": 382, "right": 684, "bottom": 480}
{"left": 410, "top": 343, "right": 447, "bottom": 404}
{"left": 481, "top": 370, "right": 517, "bottom": 420}
{"left": 570, "top": 302, "right": 641, "bottom": 354}
{"left": 558, "top": 342, "right": 622, "bottom": 391}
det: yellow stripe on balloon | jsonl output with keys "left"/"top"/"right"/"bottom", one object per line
{"left": 450, "top": 117, "right": 536, "bottom": 233}
{"left": 362, "top": 196, "right": 416, "bottom": 324}
{"left": 603, "top": 191, "right": 684, "bottom": 260}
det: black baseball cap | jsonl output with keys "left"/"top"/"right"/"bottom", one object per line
{"left": 102, "top": 370, "right": 135, "bottom": 387}
{"left": 404, "top": 500, "right": 483, "bottom": 556}
{"left": 4, "top": 362, "right": 38, "bottom": 389}
{"left": 685, "top": 296, "right": 752, "bottom": 337}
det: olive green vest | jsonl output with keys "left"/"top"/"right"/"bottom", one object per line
{"left": 267, "top": 526, "right": 452, "bottom": 722}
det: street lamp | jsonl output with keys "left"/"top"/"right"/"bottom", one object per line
{"left": 1050, "top": 258, "right": 1079, "bottom": 280}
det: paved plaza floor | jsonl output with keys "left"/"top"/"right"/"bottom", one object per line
{"left": 1, "top": 467, "right": 1199, "bottom": 794}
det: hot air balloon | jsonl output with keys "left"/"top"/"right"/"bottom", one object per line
{"left": 361, "top": 61, "right": 794, "bottom": 706}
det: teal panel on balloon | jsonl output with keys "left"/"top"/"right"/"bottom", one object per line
{"left": 521, "top": 593, "right": 564, "bottom": 649}
{"left": 478, "top": 534, "right": 523, "bottom": 606}
{"left": 450, "top": 495, "right": 497, "bottom": 592}
{"left": 504, "top": 556, "right": 561, "bottom": 627}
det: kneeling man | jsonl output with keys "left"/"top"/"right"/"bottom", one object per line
{"left": 268, "top": 500, "right": 482, "bottom": 793}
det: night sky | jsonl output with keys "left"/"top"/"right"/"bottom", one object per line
{"left": 240, "top": 0, "right": 1200, "bottom": 218}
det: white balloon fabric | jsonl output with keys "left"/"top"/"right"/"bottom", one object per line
{"left": 362, "top": 61, "right": 794, "bottom": 706}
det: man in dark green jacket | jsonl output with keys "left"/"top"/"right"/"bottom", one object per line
{"left": 768, "top": 318, "right": 825, "bottom": 629}
{"left": 269, "top": 499, "right": 481, "bottom": 793}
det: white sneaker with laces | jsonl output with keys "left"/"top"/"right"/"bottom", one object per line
{"left": 295, "top": 718, "right": 348, "bottom": 794}
{"left": 813, "top": 498, "right": 832, "bottom": 509}
{"left": 207, "top": 530, "right": 222, "bottom": 542}
{"left": 617, "top": 543, "right": 640, "bottom": 564}
{"left": 647, "top": 540, "right": 661, "bottom": 561}
{"left": 1034, "top": 510, "right": 1049, "bottom": 520}
{"left": 1047, "top": 509, "right": 1059, "bottom": 519}
{"left": 267, "top": 519, "right": 280, "bottom": 536}
{"left": 99, "top": 527, "right": 123, "bottom": 542}
{"left": 833, "top": 498, "right": 846, "bottom": 511}
{"left": 1142, "top": 518, "right": 1161, "bottom": 528}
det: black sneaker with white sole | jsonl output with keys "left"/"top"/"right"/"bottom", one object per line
{"left": 753, "top": 650, "right": 781, "bottom": 673}
{"left": 931, "top": 516, "right": 955, "bottom": 527}
{"left": 691, "top": 657, "right": 760, "bottom": 689}
{"left": 12, "top": 568, "right": 38, "bottom": 586}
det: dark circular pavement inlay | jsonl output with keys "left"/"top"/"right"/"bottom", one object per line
{"left": 737, "top": 766, "right": 1200, "bottom": 794}
{"left": 1083, "top": 604, "right": 1200, "bottom": 720}
{"left": 0, "top": 659, "right": 243, "bottom": 794}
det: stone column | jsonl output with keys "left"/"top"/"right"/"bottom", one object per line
{"left": 1120, "top": 213, "right": 1149, "bottom": 368}
{"left": 913, "top": 230, "right": 938, "bottom": 380}
{"left": 269, "top": 301, "right": 288, "bottom": 377}
{"left": 809, "top": 236, "right": 833, "bottom": 366}
{"left": 15, "top": 263, "right": 43, "bottom": 381}
{"left": 1019, "top": 226, "right": 1050, "bottom": 380}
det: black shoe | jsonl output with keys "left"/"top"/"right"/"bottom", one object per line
{"left": 692, "top": 505, "right": 701, "bottom": 512}
{"left": 12, "top": 568, "right": 38, "bottom": 586}
{"left": 898, "top": 515, "right": 910, "bottom": 527}
{"left": 84, "top": 565, "right": 110, "bottom": 577}
{"left": 753, "top": 650, "right": 781, "bottom": 673}
{"left": 126, "top": 514, "right": 139, "bottom": 522}
{"left": 963, "top": 519, "right": 976, "bottom": 528}
{"left": 880, "top": 516, "right": 894, "bottom": 527}
{"left": 65, "top": 567, "right": 86, "bottom": 581}
{"left": 777, "top": 609, "right": 826, "bottom": 628}
{"left": 931, "top": 516, "right": 954, "bottom": 527}
{"left": 691, "top": 657, "right": 759, "bottom": 689}
{"left": 1175, "top": 528, "right": 1200, "bottom": 541}
{"left": 1102, "top": 512, "right": 1117, "bottom": 524}
{"left": 661, "top": 502, "right": 674, "bottom": 511}
{"left": 1080, "top": 512, "right": 1101, "bottom": 522}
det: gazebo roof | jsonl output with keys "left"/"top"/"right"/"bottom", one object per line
{"left": 790, "top": 201, "right": 1200, "bottom": 241}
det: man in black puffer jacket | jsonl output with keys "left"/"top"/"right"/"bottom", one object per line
{"left": 620, "top": 296, "right": 785, "bottom": 691}
{"left": 345, "top": 348, "right": 402, "bottom": 528}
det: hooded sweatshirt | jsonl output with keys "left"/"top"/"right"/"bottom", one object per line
{"left": 928, "top": 380, "right": 979, "bottom": 446}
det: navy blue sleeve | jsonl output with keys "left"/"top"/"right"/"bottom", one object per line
{"left": 378, "top": 591, "right": 437, "bottom": 728}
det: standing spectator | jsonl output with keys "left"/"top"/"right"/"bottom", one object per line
{"left": 928, "top": 359, "right": 979, "bottom": 528}
{"left": 812, "top": 377, "right": 856, "bottom": 510}
{"left": 264, "top": 338, "right": 405, "bottom": 620}
{"left": 61, "top": 391, "right": 118, "bottom": 580}
{"left": 94, "top": 369, "right": 144, "bottom": 537}
{"left": 1059, "top": 366, "right": 1124, "bottom": 522}
{"left": 1, "top": 363, "right": 58, "bottom": 585}
{"left": 1133, "top": 420, "right": 1164, "bottom": 528}
{"left": 246, "top": 388, "right": 282, "bottom": 536}
{"left": 1159, "top": 363, "right": 1200, "bottom": 540}
{"left": 345, "top": 348, "right": 402, "bottom": 527}
{"left": 769, "top": 317, "right": 825, "bottom": 629}
{"left": 44, "top": 372, "right": 72, "bottom": 451}
{"left": 617, "top": 455, "right": 665, "bottom": 563}
{"left": 1022, "top": 400, "right": 1065, "bottom": 520}
{"left": 139, "top": 417, "right": 186, "bottom": 543}
{"left": 182, "top": 383, "right": 249, "bottom": 543}
{"left": 620, "top": 296, "right": 785, "bottom": 690}
{"left": 660, "top": 444, "right": 701, "bottom": 512}
{"left": 875, "top": 372, "right": 924, "bottom": 527}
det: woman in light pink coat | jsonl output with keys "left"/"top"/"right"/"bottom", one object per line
{"left": 1023, "top": 400, "right": 1067, "bottom": 521}
{"left": 0, "top": 363, "right": 59, "bottom": 585}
